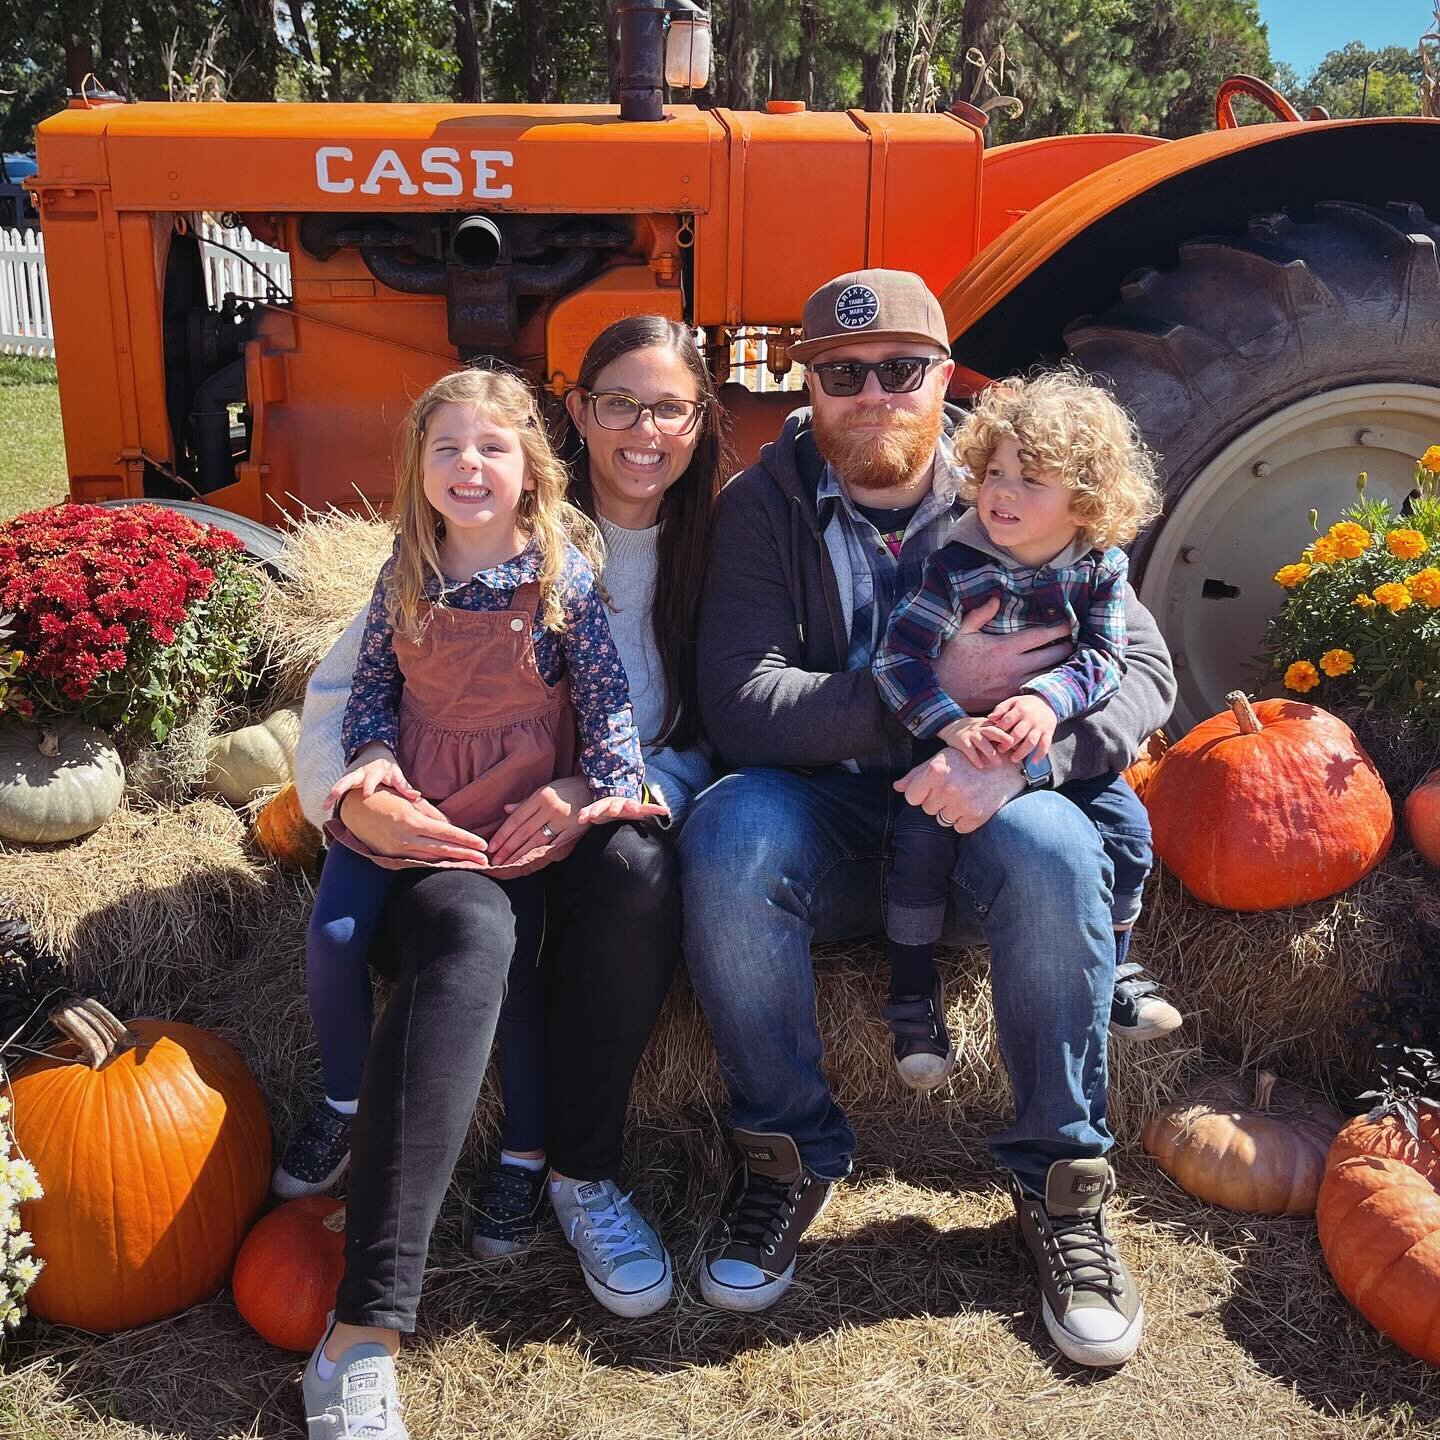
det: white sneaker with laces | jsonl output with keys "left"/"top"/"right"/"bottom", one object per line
{"left": 550, "top": 1177, "right": 673, "bottom": 1318}
{"left": 302, "top": 1316, "right": 409, "bottom": 1440}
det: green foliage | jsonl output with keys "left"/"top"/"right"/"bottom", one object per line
{"left": 1266, "top": 454, "right": 1440, "bottom": 736}
{"left": 1281, "top": 41, "right": 1422, "bottom": 119}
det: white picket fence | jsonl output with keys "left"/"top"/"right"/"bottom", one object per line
{"left": 2, "top": 220, "right": 802, "bottom": 389}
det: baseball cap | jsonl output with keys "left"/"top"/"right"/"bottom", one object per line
{"left": 789, "top": 268, "right": 950, "bottom": 364}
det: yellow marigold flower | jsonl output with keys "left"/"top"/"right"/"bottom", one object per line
{"left": 1284, "top": 660, "right": 1320, "bottom": 693}
{"left": 1387, "top": 528, "right": 1428, "bottom": 560}
{"left": 1326, "top": 521, "right": 1372, "bottom": 559}
{"left": 1421, "top": 445, "right": 1440, "bottom": 475}
{"left": 1273, "top": 562, "right": 1312, "bottom": 588}
{"left": 1353, "top": 592, "right": 1377, "bottom": 608}
{"left": 1373, "top": 581, "right": 1413, "bottom": 613}
{"left": 1406, "top": 567, "right": 1440, "bottom": 607}
{"left": 1310, "top": 535, "right": 1342, "bottom": 565}
{"left": 1320, "top": 648, "right": 1355, "bottom": 677}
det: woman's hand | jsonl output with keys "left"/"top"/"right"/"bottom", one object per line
{"left": 935, "top": 596, "right": 1073, "bottom": 713}
{"left": 338, "top": 787, "right": 491, "bottom": 866}
{"left": 577, "top": 794, "right": 671, "bottom": 826}
{"left": 487, "top": 776, "right": 593, "bottom": 867}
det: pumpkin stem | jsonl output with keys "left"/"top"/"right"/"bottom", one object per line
{"left": 38, "top": 729, "right": 61, "bottom": 759}
{"left": 1226, "top": 690, "right": 1264, "bottom": 736}
{"left": 48, "top": 995, "right": 137, "bottom": 1069}
{"left": 1253, "top": 1069, "right": 1278, "bottom": 1112}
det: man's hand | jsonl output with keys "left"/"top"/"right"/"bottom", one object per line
{"left": 338, "top": 788, "right": 491, "bottom": 866}
{"left": 988, "top": 693, "right": 1058, "bottom": 764}
{"left": 935, "top": 595, "right": 1073, "bottom": 713}
{"left": 893, "top": 745, "right": 1024, "bottom": 833}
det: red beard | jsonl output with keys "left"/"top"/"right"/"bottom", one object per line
{"left": 812, "top": 390, "right": 945, "bottom": 495}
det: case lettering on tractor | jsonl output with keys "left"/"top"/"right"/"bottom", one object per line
{"left": 314, "top": 147, "right": 516, "bottom": 201}
{"left": 29, "top": 41, "right": 1440, "bottom": 728}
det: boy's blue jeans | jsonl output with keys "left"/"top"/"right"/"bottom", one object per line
{"left": 679, "top": 766, "right": 1120, "bottom": 1198}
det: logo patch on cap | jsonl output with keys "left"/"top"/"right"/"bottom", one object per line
{"left": 834, "top": 284, "right": 880, "bottom": 330}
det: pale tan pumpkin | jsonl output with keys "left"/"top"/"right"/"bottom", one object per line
{"left": 0, "top": 721, "right": 125, "bottom": 843}
{"left": 204, "top": 704, "right": 303, "bottom": 803}
{"left": 1143, "top": 1071, "right": 1345, "bottom": 1215}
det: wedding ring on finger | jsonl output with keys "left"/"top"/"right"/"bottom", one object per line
{"left": 938, "top": 811, "right": 956, "bottom": 827}
{"left": 540, "top": 823, "right": 557, "bottom": 841}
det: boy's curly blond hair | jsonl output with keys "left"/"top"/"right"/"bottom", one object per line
{"left": 956, "top": 368, "right": 1163, "bottom": 550}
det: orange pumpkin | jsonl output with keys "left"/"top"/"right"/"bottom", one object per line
{"left": 1143, "top": 1071, "right": 1344, "bottom": 1215}
{"left": 1145, "top": 691, "right": 1393, "bottom": 910}
{"left": 1122, "top": 730, "right": 1170, "bottom": 801}
{"left": 233, "top": 1197, "right": 347, "bottom": 1351}
{"left": 255, "top": 781, "right": 321, "bottom": 870}
{"left": 1404, "top": 768, "right": 1440, "bottom": 870}
{"left": 11, "top": 999, "right": 271, "bottom": 1332}
{"left": 1317, "top": 1104, "right": 1440, "bottom": 1365}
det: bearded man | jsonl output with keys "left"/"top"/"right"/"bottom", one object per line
{"left": 679, "top": 270, "right": 1177, "bottom": 1367}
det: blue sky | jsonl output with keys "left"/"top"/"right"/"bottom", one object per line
{"left": 1260, "top": 0, "right": 1430, "bottom": 75}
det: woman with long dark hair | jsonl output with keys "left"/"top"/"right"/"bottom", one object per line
{"left": 291, "top": 316, "right": 725, "bottom": 1435}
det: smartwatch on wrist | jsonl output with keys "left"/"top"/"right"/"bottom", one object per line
{"left": 1021, "top": 752, "right": 1054, "bottom": 790}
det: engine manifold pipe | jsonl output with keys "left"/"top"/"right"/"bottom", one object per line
{"left": 451, "top": 214, "right": 503, "bottom": 269}
{"left": 618, "top": 1, "right": 666, "bottom": 123}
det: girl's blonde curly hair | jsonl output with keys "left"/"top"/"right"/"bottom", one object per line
{"left": 388, "top": 367, "right": 602, "bottom": 641}
{"left": 956, "top": 368, "right": 1163, "bottom": 550}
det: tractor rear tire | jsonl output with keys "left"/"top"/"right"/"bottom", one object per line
{"left": 1065, "top": 200, "right": 1440, "bottom": 731}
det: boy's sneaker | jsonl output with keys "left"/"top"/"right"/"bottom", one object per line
{"left": 699, "top": 1129, "right": 833, "bottom": 1313}
{"left": 1109, "top": 961, "right": 1183, "bottom": 1043}
{"left": 302, "top": 1315, "right": 408, "bottom": 1439}
{"left": 1011, "top": 1158, "right": 1145, "bottom": 1368}
{"left": 469, "top": 1159, "right": 547, "bottom": 1258}
{"left": 274, "top": 1101, "right": 353, "bottom": 1199}
{"left": 882, "top": 976, "right": 956, "bottom": 1090}
{"left": 551, "top": 1177, "right": 673, "bottom": 1317}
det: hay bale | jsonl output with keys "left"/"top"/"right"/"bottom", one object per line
{"left": 1134, "top": 849, "right": 1428, "bottom": 1088}
{"left": 259, "top": 508, "right": 394, "bottom": 703}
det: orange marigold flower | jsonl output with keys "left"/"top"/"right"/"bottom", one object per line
{"left": 1421, "top": 445, "right": 1440, "bottom": 475}
{"left": 1319, "top": 648, "right": 1355, "bottom": 677}
{"left": 1273, "top": 562, "right": 1312, "bottom": 588}
{"left": 1284, "top": 660, "right": 1320, "bottom": 693}
{"left": 1406, "top": 567, "right": 1440, "bottom": 607}
{"left": 1326, "top": 521, "right": 1372, "bottom": 559}
{"left": 1373, "top": 582, "right": 1413, "bottom": 613}
{"left": 1310, "top": 536, "right": 1342, "bottom": 565}
{"left": 1387, "top": 528, "right": 1428, "bottom": 560}
{"left": 1353, "top": 592, "right": 1377, "bottom": 609}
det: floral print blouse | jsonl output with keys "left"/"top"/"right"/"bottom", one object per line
{"left": 341, "top": 537, "right": 643, "bottom": 797}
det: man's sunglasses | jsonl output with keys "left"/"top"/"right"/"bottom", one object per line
{"left": 806, "top": 355, "right": 945, "bottom": 398}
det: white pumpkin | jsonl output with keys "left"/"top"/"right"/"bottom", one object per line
{"left": 205, "top": 705, "right": 303, "bottom": 804}
{"left": 0, "top": 722, "right": 125, "bottom": 843}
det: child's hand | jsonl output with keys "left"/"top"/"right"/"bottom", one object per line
{"left": 938, "top": 715, "right": 1017, "bottom": 770}
{"left": 325, "top": 749, "right": 423, "bottom": 813}
{"left": 577, "top": 795, "right": 671, "bottom": 826}
{"left": 987, "top": 694, "right": 1058, "bottom": 763}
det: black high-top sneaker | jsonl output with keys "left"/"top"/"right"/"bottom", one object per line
{"left": 698, "top": 1129, "right": 834, "bottom": 1313}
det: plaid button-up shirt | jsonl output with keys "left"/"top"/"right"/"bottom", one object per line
{"left": 873, "top": 508, "right": 1130, "bottom": 740}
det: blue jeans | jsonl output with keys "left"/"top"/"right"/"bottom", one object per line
{"left": 678, "top": 767, "right": 1118, "bottom": 1196}
{"left": 308, "top": 843, "right": 547, "bottom": 1152}
{"left": 888, "top": 770, "right": 1153, "bottom": 945}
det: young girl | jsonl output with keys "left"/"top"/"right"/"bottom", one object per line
{"left": 275, "top": 366, "right": 663, "bottom": 1256}
{"left": 872, "top": 369, "right": 1179, "bottom": 1090}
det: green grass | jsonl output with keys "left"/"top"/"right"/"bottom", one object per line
{"left": 0, "top": 355, "right": 68, "bottom": 520}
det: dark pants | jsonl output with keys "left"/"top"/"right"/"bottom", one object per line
{"left": 333, "top": 819, "right": 679, "bottom": 1332}
{"left": 308, "top": 842, "right": 547, "bottom": 1152}
{"left": 887, "top": 770, "right": 1153, "bottom": 947}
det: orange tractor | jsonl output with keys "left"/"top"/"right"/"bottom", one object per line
{"left": 30, "top": 14, "right": 1440, "bottom": 728}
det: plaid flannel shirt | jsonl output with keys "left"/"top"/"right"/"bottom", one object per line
{"left": 874, "top": 509, "right": 1130, "bottom": 739}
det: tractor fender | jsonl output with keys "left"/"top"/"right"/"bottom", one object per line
{"left": 945, "top": 117, "right": 1440, "bottom": 379}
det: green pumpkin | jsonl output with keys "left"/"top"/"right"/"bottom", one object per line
{"left": 0, "top": 722, "right": 125, "bottom": 843}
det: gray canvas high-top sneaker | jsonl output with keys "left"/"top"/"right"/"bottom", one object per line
{"left": 1012, "top": 1158, "right": 1145, "bottom": 1367}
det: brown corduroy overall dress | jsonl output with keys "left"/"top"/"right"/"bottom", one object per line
{"left": 325, "top": 580, "right": 581, "bottom": 879}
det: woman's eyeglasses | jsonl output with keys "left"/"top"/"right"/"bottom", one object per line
{"left": 806, "top": 355, "right": 944, "bottom": 398}
{"left": 585, "top": 390, "right": 705, "bottom": 435}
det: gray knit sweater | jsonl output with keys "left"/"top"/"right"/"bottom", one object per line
{"left": 294, "top": 520, "right": 712, "bottom": 829}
